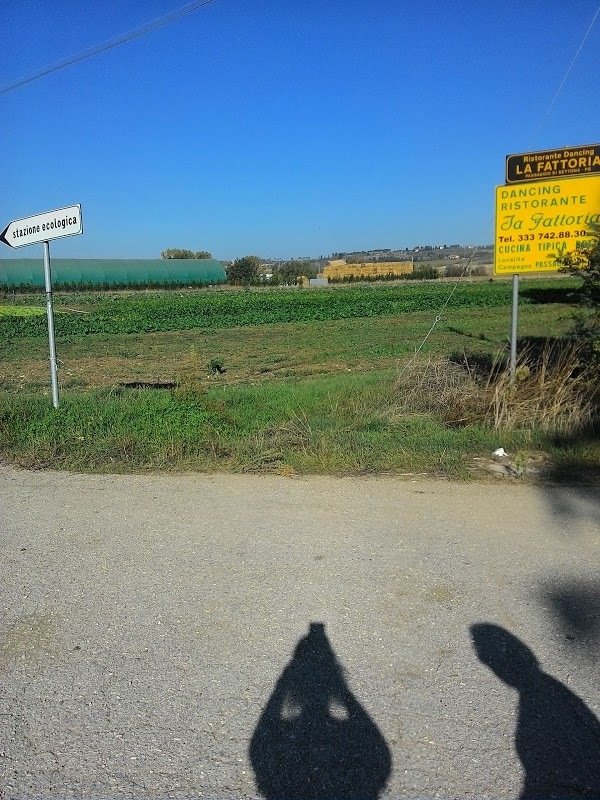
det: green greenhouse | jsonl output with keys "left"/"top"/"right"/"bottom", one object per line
{"left": 0, "top": 259, "right": 227, "bottom": 289}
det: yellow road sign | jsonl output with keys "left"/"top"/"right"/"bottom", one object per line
{"left": 495, "top": 175, "right": 600, "bottom": 274}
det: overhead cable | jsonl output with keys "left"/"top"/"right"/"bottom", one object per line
{"left": 0, "top": 0, "right": 217, "bottom": 96}
{"left": 535, "top": 4, "right": 600, "bottom": 137}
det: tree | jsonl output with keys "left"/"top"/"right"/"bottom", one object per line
{"left": 226, "top": 255, "right": 261, "bottom": 285}
{"left": 161, "top": 248, "right": 212, "bottom": 259}
{"left": 557, "top": 222, "right": 600, "bottom": 362}
{"left": 161, "top": 249, "right": 194, "bottom": 259}
{"left": 273, "top": 260, "right": 316, "bottom": 285}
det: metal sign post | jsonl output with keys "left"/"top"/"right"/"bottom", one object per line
{"left": 0, "top": 205, "right": 83, "bottom": 408}
{"left": 510, "top": 274, "right": 519, "bottom": 377}
{"left": 42, "top": 241, "right": 60, "bottom": 407}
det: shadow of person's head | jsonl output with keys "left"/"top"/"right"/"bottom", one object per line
{"left": 470, "top": 623, "right": 539, "bottom": 688}
{"left": 250, "top": 622, "right": 391, "bottom": 800}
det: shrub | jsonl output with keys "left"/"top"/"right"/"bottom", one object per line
{"left": 557, "top": 222, "right": 600, "bottom": 363}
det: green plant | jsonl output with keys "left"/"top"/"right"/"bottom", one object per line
{"left": 557, "top": 222, "right": 600, "bottom": 363}
{"left": 511, "top": 450, "right": 528, "bottom": 479}
{"left": 207, "top": 358, "right": 226, "bottom": 375}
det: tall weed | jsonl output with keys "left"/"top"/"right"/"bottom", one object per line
{"left": 395, "top": 343, "right": 598, "bottom": 434}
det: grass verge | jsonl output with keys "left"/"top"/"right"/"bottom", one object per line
{"left": 1, "top": 370, "right": 593, "bottom": 479}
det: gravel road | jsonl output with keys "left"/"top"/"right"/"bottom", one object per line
{"left": 1, "top": 466, "right": 598, "bottom": 799}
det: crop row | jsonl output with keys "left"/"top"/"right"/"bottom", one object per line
{"left": 0, "top": 281, "right": 570, "bottom": 340}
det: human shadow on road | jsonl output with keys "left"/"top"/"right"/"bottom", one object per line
{"left": 249, "top": 622, "right": 391, "bottom": 800}
{"left": 471, "top": 623, "right": 600, "bottom": 799}
{"left": 539, "top": 466, "right": 600, "bottom": 528}
{"left": 539, "top": 580, "right": 600, "bottom": 656}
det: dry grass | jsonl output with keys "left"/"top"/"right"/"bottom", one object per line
{"left": 485, "top": 343, "right": 598, "bottom": 434}
{"left": 394, "top": 358, "right": 475, "bottom": 420}
{"left": 395, "top": 343, "right": 599, "bottom": 434}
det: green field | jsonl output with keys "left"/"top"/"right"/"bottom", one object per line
{"left": 0, "top": 278, "right": 597, "bottom": 480}
{"left": 0, "top": 280, "right": 573, "bottom": 339}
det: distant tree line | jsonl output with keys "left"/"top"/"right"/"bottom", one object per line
{"left": 161, "top": 249, "right": 212, "bottom": 259}
{"left": 328, "top": 266, "right": 440, "bottom": 284}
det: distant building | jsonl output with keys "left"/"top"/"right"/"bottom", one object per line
{"left": 0, "top": 258, "right": 227, "bottom": 289}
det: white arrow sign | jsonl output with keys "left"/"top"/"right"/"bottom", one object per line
{"left": 0, "top": 204, "right": 82, "bottom": 248}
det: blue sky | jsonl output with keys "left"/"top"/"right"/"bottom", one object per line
{"left": 1, "top": 0, "right": 599, "bottom": 260}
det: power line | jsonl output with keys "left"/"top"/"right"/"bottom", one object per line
{"left": 0, "top": 0, "right": 217, "bottom": 96}
{"left": 534, "top": 4, "right": 600, "bottom": 138}
{"left": 396, "top": 247, "right": 480, "bottom": 376}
